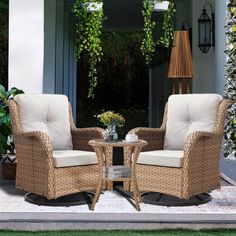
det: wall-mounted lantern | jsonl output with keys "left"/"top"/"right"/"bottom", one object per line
{"left": 198, "top": 3, "right": 215, "bottom": 53}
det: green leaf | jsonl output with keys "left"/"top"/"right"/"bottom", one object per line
{"left": 0, "top": 107, "right": 6, "bottom": 118}
{"left": 9, "top": 87, "right": 24, "bottom": 98}
{"left": 0, "top": 132, "right": 8, "bottom": 154}
{"left": 5, "top": 89, "right": 16, "bottom": 98}
{"left": 0, "top": 92, "right": 6, "bottom": 100}
{"left": 0, "top": 85, "right": 6, "bottom": 94}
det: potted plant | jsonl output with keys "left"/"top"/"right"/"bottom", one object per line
{"left": 73, "top": 0, "right": 105, "bottom": 98}
{"left": 141, "top": 0, "right": 176, "bottom": 65}
{"left": 83, "top": 2, "right": 103, "bottom": 12}
{"left": 158, "top": 0, "right": 176, "bottom": 48}
{"left": 0, "top": 85, "right": 24, "bottom": 179}
{"left": 141, "top": 0, "right": 156, "bottom": 65}
{"left": 97, "top": 111, "right": 125, "bottom": 141}
{"left": 153, "top": 0, "right": 170, "bottom": 11}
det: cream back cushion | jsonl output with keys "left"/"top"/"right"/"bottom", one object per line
{"left": 15, "top": 94, "right": 73, "bottom": 150}
{"left": 164, "top": 94, "right": 222, "bottom": 150}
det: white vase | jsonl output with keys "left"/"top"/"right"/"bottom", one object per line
{"left": 153, "top": 1, "right": 170, "bottom": 12}
{"left": 83, "top": 2, "right": 103, "bottom": 12}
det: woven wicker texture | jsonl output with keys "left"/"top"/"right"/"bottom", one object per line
{"left": 168, "top": 31, "right": 193, "bottom": 79}
{"left": 128, "top": 105, "right": 167, "bottom": 152}
{"left": 168, "top": 31, "right": 193, "bottom": 94}
{"left": 130, "top": 99, "right": 231, "bottom": 199}
{"left": 104, "top": 146, "right": 113, "bottom": 190}
{"left": 8, "top": 100, "right": 105, "bottom": 200}
{"left": 88, "top": 139, "right": 147, "bottom": 210}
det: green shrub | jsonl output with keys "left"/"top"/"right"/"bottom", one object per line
{"left": 224, "top": 0, "right": 236, "bottom": 158}
{"left": 0, "top": 85, "right": 24, "bottom": 154}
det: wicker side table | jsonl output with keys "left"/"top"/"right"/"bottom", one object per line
{"left": 89, "top": 139, "right": 147, "bottom": 211}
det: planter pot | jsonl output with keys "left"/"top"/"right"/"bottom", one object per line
{"left": 83, "top": 2, "right": 103, "bottom": 12}
{"left": 1, "top": 154, "right": 16, "bottom": 180}
{"left": 153, "top": 1, "right": 169, "bottom": 12}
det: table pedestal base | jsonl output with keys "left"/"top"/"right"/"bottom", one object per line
{"left": 25, "top": 192, "right": 95, "bottom": 207}
{"left": 114, "top": 187, "right": 212, "bottom": 207}
{"left": 141, "top": 192, "right": 212, "bottom": 206}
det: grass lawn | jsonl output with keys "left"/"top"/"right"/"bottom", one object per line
{"left": 0, "top": 230, "right": 235, "bottom": 236}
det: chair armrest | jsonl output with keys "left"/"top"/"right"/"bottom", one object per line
{"left": 15, "top": 131, "right": 53, "bottom": 154}
{"left": 129, "top": 127, "right": 165, "bottom": 151}
{"left": 14, "top": 131, "right": 55, "bottom": 198}
{"left": 181, "top": 131, "right": 222, "bottom": 198}
{"left": 184, "top": 131, "right": 220, "bottom": 153}
{"left": 71, "top": 127, "right": 105, "bottom": 151}
{"left": 14, "top": 131, "right": 54, "bottom": 166}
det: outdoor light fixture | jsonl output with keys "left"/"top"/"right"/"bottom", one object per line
{"left": 198, "top": 3, "right": 215, "bottom": 53}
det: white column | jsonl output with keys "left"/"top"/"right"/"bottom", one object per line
{"left": 9, "top": 0, "right": 44, "bottom": 93}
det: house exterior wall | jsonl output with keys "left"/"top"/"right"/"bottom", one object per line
{"left": 9, "top": 0, "right": 44, "bottom": 93}
{"left": 8, "top": 0, "right": 77, "bottom": 119}
{"left": 191, "top": 0, "right": 227, "bottom": 95}
{"left": 214, "top": 0, "right": 227, "bottom": 95}
{"left": 8, "top": 0, "right": 227, "bottom": 125}
{"left": 43, "top": 0, "right": 57, "bottom": 94}
{"left": 151, "top": 0, "right": 193, "bottom": 127}
{"left": 191, "top": 0, "right": 215, "bottom": 93}
{"left": 175, "top": 0, "right": 192, "bottom": 30}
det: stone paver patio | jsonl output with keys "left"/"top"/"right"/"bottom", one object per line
{"left": 0, "top": 180, "right": 235, "bottom": 230}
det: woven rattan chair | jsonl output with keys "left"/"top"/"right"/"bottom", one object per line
{"left": 129, "top": 94, "right": 230, "bottom": 200}
{"left": 8, "top": 94, "right": 104, "bottom": 200}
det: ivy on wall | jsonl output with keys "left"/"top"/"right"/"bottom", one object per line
{"left": 224, "top": 0, "right": 236, "bottom": 158}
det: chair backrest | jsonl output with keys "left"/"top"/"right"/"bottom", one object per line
{"left": 14, "top": 94, "right": 73, "bottom": 150}
{"left": 164, "top": 94, "right": 223, "bottom": 150}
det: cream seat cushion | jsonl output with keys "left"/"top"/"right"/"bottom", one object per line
{"left": 164, "top": 94, "right": 222, "bottom": 150}
{"left": 53, "top": 150, "right": 98, "bottom": 168}
{"left": 137, "top": 150, "right": 184, "bottom": 168}
{"left": 15, "top": 94, "right": 73, "bottom": 150}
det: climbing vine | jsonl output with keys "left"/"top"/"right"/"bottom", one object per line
{"left": 141, "top": 0, "right": 156, "bottom": 65}
{"left": 159, "top": 0, "right": 176, "bottom": 48}
{"left": 141, "top": 0, "right": 176, "bottom": 65}
{"left": 224, "top": 0, "right": 236, "bottom": 158}
{"left": 73, "top": 0, "right": 105, "bottom": 98}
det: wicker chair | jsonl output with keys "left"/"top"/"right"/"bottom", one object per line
{"left": 129, "top": 94, "right": 230, "bottom": 200}
{"left": 8, "top": 94, "right": 104, "bottom": 200}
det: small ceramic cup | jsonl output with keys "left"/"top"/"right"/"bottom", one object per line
{"left": 125, "top": 134, "right": 138, "bottom": 142}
